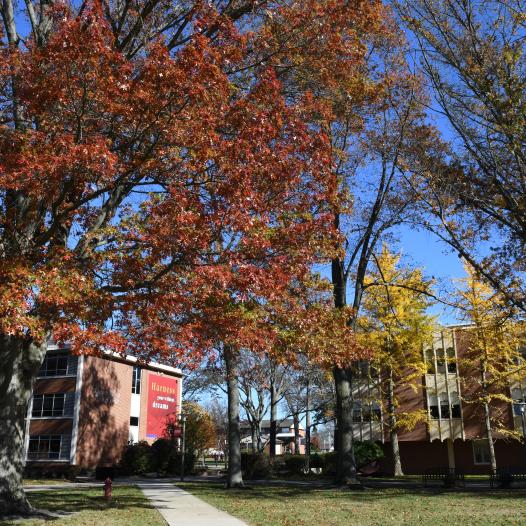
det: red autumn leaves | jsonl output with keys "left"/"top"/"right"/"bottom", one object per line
{"left": 0, "top": 1, "right": 383, "bottom": 367}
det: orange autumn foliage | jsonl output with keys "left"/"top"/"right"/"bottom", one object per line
{"left": 0, "top": 0, "right": 390, "bottom": 365}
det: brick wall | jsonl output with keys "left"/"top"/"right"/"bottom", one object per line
{"left": 380, "top": 438, "right": 526, "bottom": 475}
{"left": 75, "top": 355, "right": 132, "bottom": 468}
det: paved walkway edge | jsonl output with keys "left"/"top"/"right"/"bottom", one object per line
{"left": 139, "top": 481, "right": 249, "bottom": 526}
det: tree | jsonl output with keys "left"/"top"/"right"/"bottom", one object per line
{"left": 238, "top": 351, "right": 269, "bottom": 453}
{"left": 328, "top": 37, "right": 431, "bottom": 484}
{"left": 453, "top": 264, "right": 525, "bottom": 472}
{"left": 205, "top": 399, "right": 229, "bottom": 461}
{"left": 401, "top": 0, "right": 526, "bottom": 314}
{"left": 359, "top": 245, "right": 434, "bottom": 476}
{"left": 0, "top": 0, "right": 410, "bottom": 508}
{"left": 181, "top": 401, "right": 217, "bottom": 459}
{"left": 267, "top": 358, "right": 290, "bottom": 460}
{"left": 0, "top": 0, "right": 343, "bottom": 509}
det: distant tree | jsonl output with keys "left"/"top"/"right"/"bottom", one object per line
{"left": 205, "top": 399, "right": 229, "bottom": 461}
{"left": 183, "top": 402, "right": 217, "bottom": 459}
{"left": 267, "top": 359, "right": 290, "bottom": 460}
{"left": 359, "top": 245, "right": 434, "bottom": 476}
{"left": 237, "top": 351, "right": 269, "bottom": 453}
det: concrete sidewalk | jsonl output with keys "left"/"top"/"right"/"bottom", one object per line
{"left": 138, "top": 481, "right": 249, "bottom": 526}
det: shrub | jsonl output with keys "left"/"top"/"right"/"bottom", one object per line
{"left": 150, "top": 438, "right": 176, "bottom": 473}
{"left": 354, "top": 441, "right": 384, "bottom": 468}
{"left": 120, "top": 440, "right": 196, "bottom": 476}
{"left": 241, "top": 452, "right": 271, "bottom": 479}
{"left": 310, "top": 454, "right": 325, "bottom": 470}
{"left": 119, "top": 441, "right": 152, "bottom": 475}
{"left": 166, "top": 451, "right": 196, "bottom": 476}
{"left": 321, "top": 442, "right": 384, "bottom": 475}
{"left": 284, "top": 454, "right": 306, "bottom": 475}
{"left": 322, "top": 451, "right": 338, "bottom": 475}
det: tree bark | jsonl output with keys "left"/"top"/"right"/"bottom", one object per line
{"left": 483, "top": 401, "right": 497, "bottom": 473}
{"left": 256, "top": 422, "right": 263, "bottom": 453}
{"left": 269, "top": 381, "right": 278, "bottom": 459}
{"left": 293, "top": 413, "right": 300, "bottom": 454}
{"left": 305, "top": 378, "right": 311, "bottom": 471}
{"left": 387, "top": 372, "right": 403, "bottom": 476}
{"left": 331, "top": 245, "right": 359, "bottom": 485}
{"left": 224, "top": 345, "right": 244, "bottom": 488}
{"left": 333, "top": 366, "right": 358, "bottom": 485}
{"left": 250, "top": 425, "right": 257, "bottom": 453}
{"left": 481, "top": 361, "right": 497, "bottom": 473}
{"left": 0, "top": 335, "right": 47, "bottom": 515}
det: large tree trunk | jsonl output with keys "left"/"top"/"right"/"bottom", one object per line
{"left": 305, "top": 380, "right": 311, "bottom": 472}
{"left": 293, "top": 413, "right": 300, "bottom": 454}
{"left": 269, "top": 381, "right": 278, "bottom": 459}
{"left": 256, "top": 422, "right": 263, "bottom": 453}
{"left": 331, "top": 246, "right": 359, "bottom": 486}
{"left": 250, "top": 425, "right": 257, "bottom": 453}
{"left": 0, "top": 335, "right": 47, "bottom": 515}
{"left": 224, "top": 345, "right": 244, "bottom": 488}
{"left": 333, "top": 366, "right": 358, "bottom": 485}
{"left": 387, "top": 372, "right": 403, "bottom": 476}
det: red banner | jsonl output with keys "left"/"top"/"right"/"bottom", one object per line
{"left": 146, "top": 374, "right": 180, "bottom": 439}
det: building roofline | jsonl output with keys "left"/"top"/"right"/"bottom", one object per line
{"left": 46, "top": 343, "right": 184, "bottom": 377}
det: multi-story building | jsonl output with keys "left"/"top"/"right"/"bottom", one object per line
{"left": 351, "top": 325, "right": 526, "bottom": 474}
{"left": 24, "top": 343, "right": 183, "bottom": 474}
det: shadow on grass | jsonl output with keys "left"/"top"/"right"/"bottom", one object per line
{"left": 179, "top": 480, "right": 526, "bottom": 502}
{"left": 26, "top": 486, "right": 153, "bottom": 516}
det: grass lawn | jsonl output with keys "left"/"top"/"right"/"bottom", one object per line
{"left": 178, "top": 481, "right": 526, "bottom": 526}
{"left": 5, "top": 486, "right": 164, "bottom": 526}
{"left": 22, "top": 480, "right": 72, "bottom": 486}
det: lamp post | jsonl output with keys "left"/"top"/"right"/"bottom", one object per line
{"left": 180, "top": 414, "right": 187, "bottom": 482}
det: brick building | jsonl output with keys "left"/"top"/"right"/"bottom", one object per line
{"left": 351, "top": 325, "right": 526, "bottom": 474}
{"left": 23, "top": 343, "right": 183, "bottom": 473}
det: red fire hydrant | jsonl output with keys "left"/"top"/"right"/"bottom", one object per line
{"left": 103, "top": 477, "right": 113, "bottom": 500}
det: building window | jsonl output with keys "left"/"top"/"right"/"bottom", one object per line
{"left": 27, "top": 435, "right": 71, "bottom": 460}
{"left": 512, "top": 388, "right": 525, "bottom": 416}
{"left": 428, "top": 395, "right": 439, "bottom": 419}
{"left": 446, "top": 347, "right": 456, "bottom": 373}
{"left": 451, "top": 392, "right": 461, "bottom": 418}
{"left": 130, "top": 416, "right": 139, "bottom": 426}
{"left": 371, "top": 402, "right": 382, "bottom": 421}
{"left": 425, "top": 349, "right": 435, "bottom": 374}
{"left": 352, "top": 401, "right": 362, "bottom": 423}
{"left": 436, "top": 348, "right": 446, "bottom": 374}
{"left": 32, "top": 393, "right": 75, "bottom": 417}
{"left": 473, "top": 439, "right": 491, "bottom": 465}
{"left": 38, "top": 353, "right": 77, "bottom": 377}
{"left": 440, "top": 394, "right": 450, "bottom": 418}
{"left": 132, "top": 366, "right": 141, "bottom": 394}
{"left": 356, "top": 361, "right": 369, "bottom": 377}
